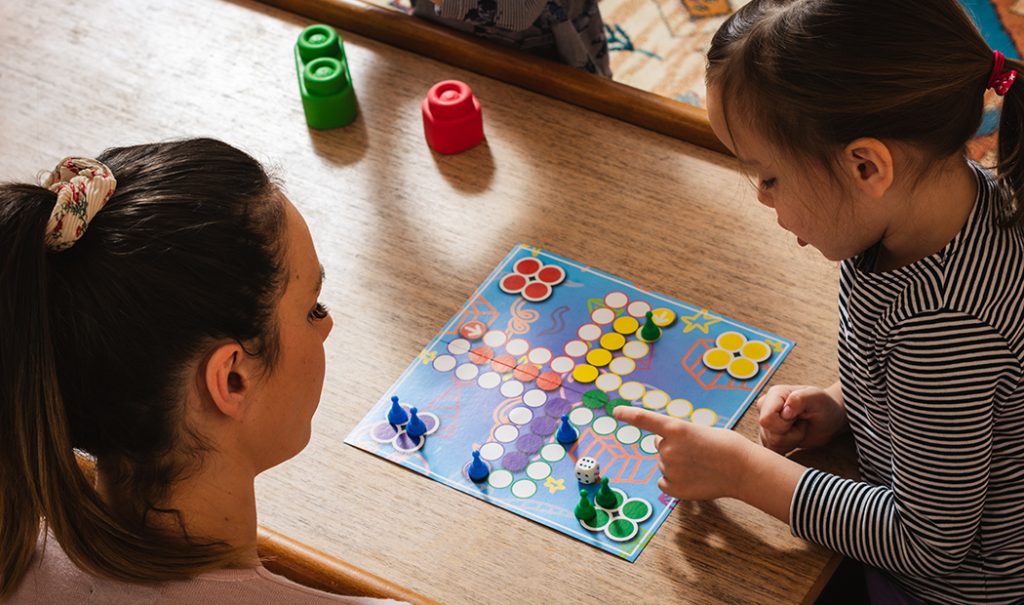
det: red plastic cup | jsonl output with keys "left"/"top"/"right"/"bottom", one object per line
{"left": 422, "top": 80, "right": 484, "bottom": 155}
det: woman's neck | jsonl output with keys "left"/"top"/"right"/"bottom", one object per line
{"left": 96, "top": 453, "right": 260, "bottom": 567}
{"left": 874, "top": 155, "right": 978, "bottom": 273}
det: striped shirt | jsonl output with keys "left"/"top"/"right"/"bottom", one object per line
{"left": 790, "top": 163, "right": 1024, "bottom": 604}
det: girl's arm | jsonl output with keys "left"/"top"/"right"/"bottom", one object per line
{"left": 614, "top": 407, "right": 806, "bottom": 522}
{"left": 617, "top": 312, "right": 1010, "bottom": 578}
{"left": 787, "top": 312, "right": 1010, "bottom": 577}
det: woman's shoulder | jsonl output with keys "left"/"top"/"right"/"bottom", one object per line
{"left": 162, "top": 565, "right": 405, "bottom": 605}
{"left": 8, "top": 533, "right": 404, "bottom": 605}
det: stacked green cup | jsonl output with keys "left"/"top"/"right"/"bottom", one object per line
{"left": 294, "top": 24, "right": 357, "bottom": 129}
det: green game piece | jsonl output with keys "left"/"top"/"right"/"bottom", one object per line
{"left": 596, "top": 477, "right": 618, "bottom": 509}
{"left": 574, "top": 489, "right": 596, "bottom": 522}
{"left": 582, "top": 389, "right": 608, "bottom": 409}
{"left": 640, "top": 310, "right": 662, "bottom": 342}
{"left": 605, "top": 397, "right": 630, "bottom": 417}
{"left": 294, "top": 24, "right": 357, "bottom": 129}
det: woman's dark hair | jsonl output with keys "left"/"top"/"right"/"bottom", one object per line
{"left": 0, "top": 138, "right": 286, "bottom": 596}
{"left": 707, "top": 0, "right": 1024, "bottom": 224}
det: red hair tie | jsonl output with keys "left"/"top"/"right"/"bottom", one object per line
{"left": 988, "top": 50, "right": 1017, "bottom": 96}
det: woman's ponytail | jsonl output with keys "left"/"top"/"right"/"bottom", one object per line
{"left": 0, "top": 184, "right": 93, "bottom": 596}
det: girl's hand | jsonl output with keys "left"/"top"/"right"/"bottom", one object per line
{"left": 613, "top": 406, "right": 757, "bottom": 501}
{"left": 755, "top": 384, "right": 848, "bottom": 454}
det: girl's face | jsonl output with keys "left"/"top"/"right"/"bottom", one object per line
{"left": 244, "top": 197, "right": 333, "bottom": 473}
{"left": 706, "top": 86, "right": 879, "bottom": 262}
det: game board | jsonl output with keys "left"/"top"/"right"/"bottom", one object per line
{"left": 345, "top": 244, "right": 794, "bottom": 561}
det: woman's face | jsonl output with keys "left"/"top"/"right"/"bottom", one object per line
{"left": 243, "top": 197, "right": 333, "bottom": 473}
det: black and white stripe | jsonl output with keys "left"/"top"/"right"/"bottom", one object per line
{"left": 791, "top": 164, "right": 1024, "bottom": 604}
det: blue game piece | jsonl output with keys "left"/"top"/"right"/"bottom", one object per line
{"left": 406, "top": 407, "right": 427, "bottom": 439}
{"left": 387, "top": 395, "right": 409, "bottom": 426}
{"left": 556, "top": 414, "right": 578, "bottom": 444}
{"left": 467, "top": 450, "right": 490, "bottom": 482}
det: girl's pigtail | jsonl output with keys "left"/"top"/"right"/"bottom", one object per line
{"left": 996, "top": 58, "right": 1024, "bottom": 226}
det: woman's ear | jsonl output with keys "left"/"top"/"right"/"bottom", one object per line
{"left": 202, "top": 342, "right": 252, "bottom": 419}
{"left": 842, "top": 138, "right": 895, "bottom": 199}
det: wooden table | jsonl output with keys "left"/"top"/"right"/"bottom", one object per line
{"left": 0, "top": 0, "right": 857, "bottom": 603}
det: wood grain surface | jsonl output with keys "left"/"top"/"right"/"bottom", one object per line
{"left": 0, "top": 0, "right": 857, "bottom": 603}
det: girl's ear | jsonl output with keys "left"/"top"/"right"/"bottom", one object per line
{"left": 842, "top": 138, "right": 895, "bottom": 199}
{"left": 201, "top": 343, "right": 253, "bottom": 419}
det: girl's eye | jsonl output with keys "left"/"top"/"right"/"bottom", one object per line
{"left": 309, "top": 302, "right": 330, "bottom": 321}
{"left": 759, "top": 178, "right": 777, "bottom": 191}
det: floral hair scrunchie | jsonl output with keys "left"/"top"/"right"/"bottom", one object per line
{"left": 40, "top": 156, "right": 117, "bottom": 251}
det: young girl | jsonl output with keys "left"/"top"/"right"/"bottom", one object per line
{"left": 615, "top": 1, "right": 1024, "bottom": 603}
{"left": 0, "top": 139, "right": 401, "bottom": 604}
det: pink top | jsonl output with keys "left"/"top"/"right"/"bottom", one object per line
{"left": 8, "top": 535, "right": 407, "bottom": 605}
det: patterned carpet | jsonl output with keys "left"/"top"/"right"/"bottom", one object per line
{"left": 370, "top": 0, "right": 746, "bottom": 104}
{"left": 367, "top": 0, "right": 1024, "bottom": 157}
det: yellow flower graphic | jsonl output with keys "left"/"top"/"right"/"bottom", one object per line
{"left": 701, "top": 331, "right": 772, "bottom": 380}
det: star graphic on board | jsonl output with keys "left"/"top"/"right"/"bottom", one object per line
{"left": 679, "top": 309, "right": 721, "bottom": 334}
{"left": 766, "top": 339, "right": 786, "bottom": 353}
{"left": 544, "top": 476, "right": 565, "bottom": 494}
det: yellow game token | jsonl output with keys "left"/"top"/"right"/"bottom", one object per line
{"left": 599, "top": 332, "right": 626, "bottom": 351}
{"left": 650, "top": 308, "right": 676, "bottom": 328}
{"left": 716, "top": 331, "right": 746, "bottom": 352}
{"left": 612, "top": 316, "right": 640, "bottom": 335}
{"left": 702, "top": 348, "right": 732, "bottom": 371}
{"left": 572, "top": 364, "right": 600, "bottom": 383}
{"left": 741, "top": 340, "right": 772, "bottom": 362}
{"left": 728, "top": 357, "right": 759, "bottom": 380}
{"left": 586, "top": 348, "right": 613, "bottom": 367}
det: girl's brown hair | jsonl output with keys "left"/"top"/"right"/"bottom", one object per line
{"left": 0, "top": 139, "right": 285, "bottom": 597}
{"left": 706, "top": 0, "right": 1024, "bottom": 224}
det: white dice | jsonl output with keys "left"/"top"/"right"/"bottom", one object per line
{"left": 575, "top": 456, "right": 600, "bottom": 484}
